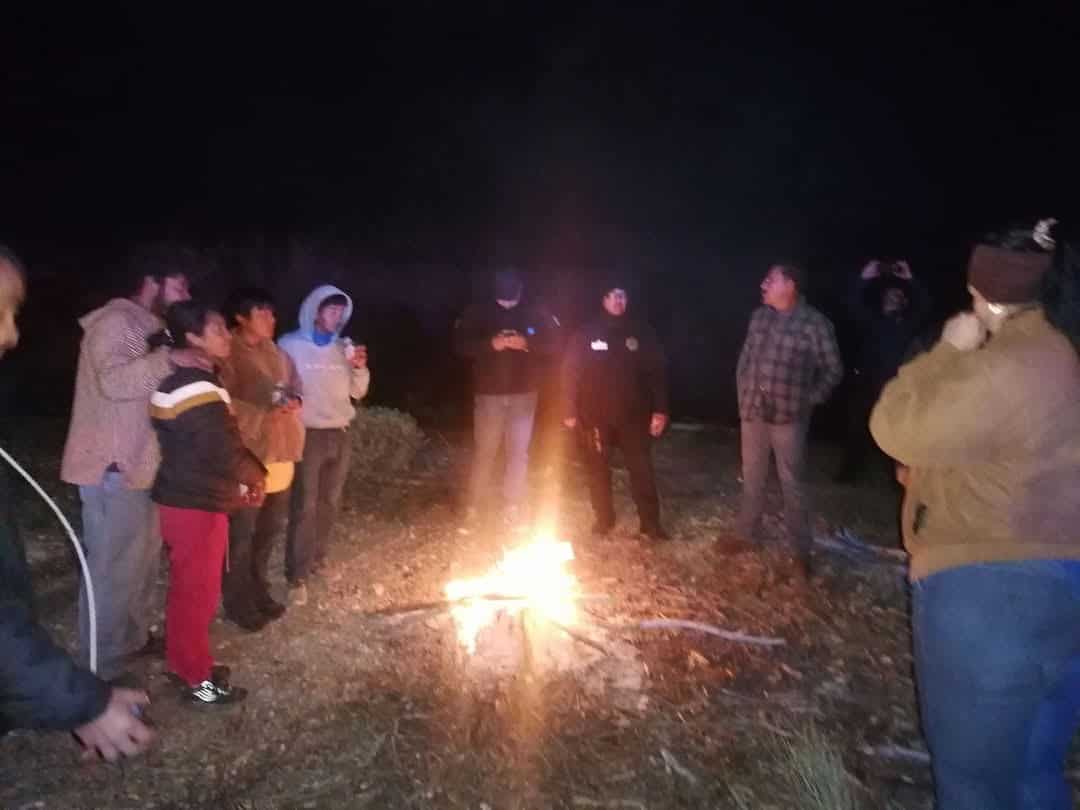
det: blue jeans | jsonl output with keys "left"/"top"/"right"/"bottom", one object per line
{"left": 913, "top": 560, "right": 1080, "bottom": 809}
{"left": 467, "top": 393, "right": 537, "bottom": 510}
{"left": 736, "top": 418, "right": 810, "bottom": 548}
{"left": 77, "top": 471, "right": 161, "bottom": 679}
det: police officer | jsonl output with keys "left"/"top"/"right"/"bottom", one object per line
{"left": 562, "top": 276, "right": 669, "bottom": 540}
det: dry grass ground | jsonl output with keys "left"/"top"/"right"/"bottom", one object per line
{"left": 1, "top": 420, "right": 936, "bottom": 809}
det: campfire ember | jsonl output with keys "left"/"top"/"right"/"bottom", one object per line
{"left": 444, "top": 535, "right": 580, "bottom": 655}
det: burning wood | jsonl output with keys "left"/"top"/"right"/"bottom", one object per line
{"left": 444, "top": 537, "right": 581, "bottom": 655}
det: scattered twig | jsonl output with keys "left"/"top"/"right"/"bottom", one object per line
{"left": 660, "top": 747, "right": 700, "bottom": 786}
{"left": 816, "top": 528, "right": 909, "bottom": 562}
{"left": 547, "top": 619, "right": 610, "bottom": 655}
{"left": 572, "top": 797, "right": 647, "bottom": 809}
{"left": 858, "top": 743, "right": 931, "bottom": 765}
{"left": 636, "top": 619, "right": 785, "bottom": 647}
{"left": 367, "top": 593, "right": 610, "bottom": 618}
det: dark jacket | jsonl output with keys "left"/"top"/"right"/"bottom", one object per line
{"left": 150, "top": 367, "right": 266, "bottom": 512}
{"left": 848, "top": 275, "right": 930, "bottom": 393}
{"left": 1, "top": 462, "right": 110, "bottom": 734}
{"left": 454, "top": 299, "right": 561, "bottom": 395}
{"left": 562, "top": 312, "right": 668, "bottom": 425}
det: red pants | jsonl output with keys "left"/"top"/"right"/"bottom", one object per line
{"left": 159, "top": 505, "right": 228, "bottom": 685}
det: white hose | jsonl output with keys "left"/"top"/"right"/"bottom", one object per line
{"left": 0, "top": 445, "right": 97, "bottom": 674}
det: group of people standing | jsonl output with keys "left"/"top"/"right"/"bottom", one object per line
{"left": 5, "top": 218, "right": 1080, "bottom": 808}
{"left": 57, "top": 252, "right": 371, "bottom": 712}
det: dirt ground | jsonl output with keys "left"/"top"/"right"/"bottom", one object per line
{"left": 1, "top": 420, "right": 934, "bottom": 809}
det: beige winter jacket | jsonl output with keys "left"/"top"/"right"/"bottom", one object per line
{"left": 60, "top": 298, "right": 172, "bottom": 490}
{"left": 870, "top": 308, "right": 1080, "bottom": 580}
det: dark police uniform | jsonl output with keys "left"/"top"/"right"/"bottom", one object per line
{"left": 562, "top": 310, "right": 668, "bottom": 534}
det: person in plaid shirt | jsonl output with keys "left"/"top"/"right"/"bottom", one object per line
{"left": 732, "top": 263, "right": 842, "bottom": 575}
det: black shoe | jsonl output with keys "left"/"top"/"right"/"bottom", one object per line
{"left": 107, "top": 671, "right": 142, "bottom": 689}
{"left": 591, "top": 518, "right": 616, "bottom": 537}
{"left": 260, "top": 600, "right": 287, "bottom": 620}
{"left": 133, "top": 632, "right": 165, "bottom": 659}
{"left": 227, "top": 610, "right": 270, "bottom": 633}
{"left": 188, "top": 668, "right": 247, "bottom": 706}
{"left": 640, "top": 524, "right": 670, "bottom": 542}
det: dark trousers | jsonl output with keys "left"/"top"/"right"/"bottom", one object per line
{"left": 223, "top": 488, "right": 290, "bottom": 620}
{"left": 286, "top": 428, "right": 351, "bottom": 583}
{"left": 581, "top": 419, "right": 660, "bottom": 530}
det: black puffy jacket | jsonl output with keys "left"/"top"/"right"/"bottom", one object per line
{"left": 150, "top": 367, "right": 266, "bottom": 512}
{"left": 1, "top": 459, "right": 110, "bottom": 734}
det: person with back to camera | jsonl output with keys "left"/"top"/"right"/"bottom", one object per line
{"left": 151, "top": 301, "right": 266, "bottom": 706}
{"left": 871, "top": 218, "right": 1080, "bottom": 808}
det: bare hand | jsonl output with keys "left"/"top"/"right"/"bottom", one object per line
{"left": 349, "top": 345, "right": 368, "bottom": 369}
{"left": 563, "top": 417, "right": 577, "bottom": 429}
{"left": 491, "top": 334, "right": 509, "bottom": 352}
{"left": 504, "top": 334, "right": 528, "bottom": 352}
{"left": 169, "top": 347, "right": 212, "bottom": 371}
{"left": 894, "top": 260, "right": 913, "bottom": 280}
{"left": 278, "top": 398, "right": 302, "bottom": 415}
{"left": 73, "top": 688, "right": 155, "bottom": 762}
{"left": 649, "top": 412, "right": 668, "bottom": 437}
{"left": 896, "top": 464, "right": 910, "bottom": 488}
{"left": 860, "top": 261, "right": 880, "bottom": 280}
{"left": 942, "top": 312, "right": 987, "bottom": 351}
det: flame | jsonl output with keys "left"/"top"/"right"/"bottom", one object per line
{"left": 445, "top": 534, "right": 579, "bottom": 653}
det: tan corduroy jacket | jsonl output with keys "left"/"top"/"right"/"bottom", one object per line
{"left": 217, "top": 335, "right": 305, "bottom": 468}
{"left": 61, "top": 298, "right": 172, "bottom": 490}
{"left": 870, "top": 308, "right": 1080, "bottom": 580}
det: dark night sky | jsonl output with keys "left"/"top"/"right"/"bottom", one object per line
{"left": 2, "top": 3, "right": 1078, "bottom": 418}
{"left": 4, "top": 4, "right": 1076, "bottom": 256}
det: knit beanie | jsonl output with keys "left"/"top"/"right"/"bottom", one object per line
{"left": 968, "top": 245, "right": 1051, "bottom": 304}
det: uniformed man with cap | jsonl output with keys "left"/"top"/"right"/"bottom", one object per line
{"left": 562, "top": 275, "right": 669, "bottom": 540}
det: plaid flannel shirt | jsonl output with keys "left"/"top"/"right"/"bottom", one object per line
{"left": 736, "top": 301, "right": 843, "bottom": 423}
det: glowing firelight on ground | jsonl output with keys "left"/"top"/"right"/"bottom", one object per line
{"left": 445, "top": 535, "right": 580, "bottom": 654}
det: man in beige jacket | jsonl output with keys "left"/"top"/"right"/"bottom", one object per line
{"left": 61, "top": 248, "right": 192, "bottom": 681}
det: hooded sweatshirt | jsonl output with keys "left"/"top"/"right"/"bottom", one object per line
{"left": 277, "top": 285, "right": 370, "bottom": 429}
{"left": 61, "top": 298, "right": 172, "bottom": 489}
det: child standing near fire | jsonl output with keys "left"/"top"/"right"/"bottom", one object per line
{"left": 151, "top": 301, "right": 266, "bottom": 705}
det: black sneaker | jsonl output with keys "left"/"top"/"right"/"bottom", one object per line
{"left": 228, "top": 611, "right": 270, "bottom": 633}
{"left": 640, "top": 524, "right": 670, "bottom": 542}
{"left": 591, "top": 518, "right": 616, "bottom": 537}
{"left": 260, "top": 599, "right": 287, "bottom": 620}
{"left": 132, "top": 632, "right": 166, "bottom": 659}
{"left": 188, "top": 666, "right": 246, "bottom": 706}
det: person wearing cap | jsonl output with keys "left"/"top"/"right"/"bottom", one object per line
{"left": 871, "top": 219, "right": 1080, "bottom": 807}
{"left": 733, "top": 263, "right": 842, "bottom": 574}
{"left": 561, "top": 277, "right": 669, "bottom": 540}
{"left": 454, "top": 268, "right": 561, "bottom": 528}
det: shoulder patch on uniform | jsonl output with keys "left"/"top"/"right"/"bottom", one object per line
{"left": 626, "top": 336, "right": 639, "bottom": 352}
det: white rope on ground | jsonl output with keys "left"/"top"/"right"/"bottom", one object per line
{"left": 0, "top": 445, "right": 97, "bottom": 674}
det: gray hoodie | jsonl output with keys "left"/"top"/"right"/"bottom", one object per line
{"left": 277, "top": 285, "right": 370, "bottom": 429}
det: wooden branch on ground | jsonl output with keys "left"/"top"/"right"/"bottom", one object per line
{"left": 547, "top": 619, "right": 610, "bottom": 655}
{"left": 366, "top": 593, "right": 610, "bottom": 619}
{"left": 635, "top": 619, "right": 785, "bottom": 647}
